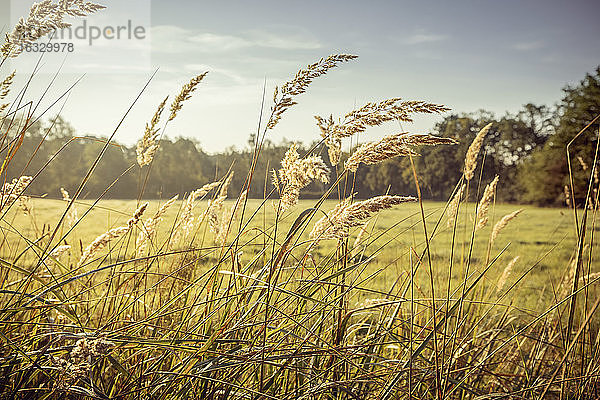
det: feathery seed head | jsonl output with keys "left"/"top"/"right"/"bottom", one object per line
{"left": 49, "top": 245, "right": 71, "bottom": 259}
{"left": 137, "top": 195, "right": 178, "bottom": 254}
{"left": 345, "top": 133, "right": 457, "bottom": 172}
{"left": 1, "top": 176, "right": 33, "bottom": 211}
{"left": 169, "top": 72, "right": 208, "bottom": 121}
{"left": 127, "top": 202, "right": 148, "bottom": 228}
{"left": 205, "top": 174, "right": 233, "bottom": 236}
{"left": 476, "top": 175, "right": 499, "bottom": 230}
{"left": 310, "top": 195, "right": 416, "bottom": 242}
{"left": 446, "top": 184, "right": 466, "bottom": 228}
{"left": 267, "top": 54, "right": 358, "bottom": 130}
{"left": 137, "top": 96, "right": 168, "bottom": 166}
{"left": 2, "top": 0, "right": 105, "bottom": 58}
{"left": 276, "top": 144, "right": 330, "bottom": 211}
{"left": 577, "top": 156, "right": 588, "bottom": 171}
{"left": 0, "top": 71, "right": 16, "bottom": 100}
{"left": 78, "top": 226, "right": 128, "bottom": 266}
{"left": 464, "top": 123, "right": 492, "bottom": 181}
{"left": 60, "top": 187, "right": 70, "bottom": 201}
{"left": 173, "top": 181, "right": 220, "bottom": 243}
{"left": 497, "top": 256, "right": 519, "bottom": 294}
{"left": 564, "top": 185, "right": 571, "bottom": 208}
{"left": 79, "top": 203, "right": 147, "bottom": 266}
{"left": 316, "top": 99, "right": 449, "bottom": 165}
{"left": 216, "top": 189, "right": 248, "bottom": 245}
{"left": 60, "top": 187, "right": 78, "bottom": 228}
{"left": 491, "top": 209, "right": 523, "bottom": 244}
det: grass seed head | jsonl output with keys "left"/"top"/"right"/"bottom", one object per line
{"left": 137, "top": 195, "right": 178, "bottom": 254}
{"left": 2, "top": 0, "right": 105, "bottom": 58}
{"left": 276, "top": 144, "right": 330, "bottom": 212}
{"left": 345, "top": 133, "right": 457, "bottom": 172}
{"left": 491, "top": 208, "right": 524, "bottom": 244}
{"left": 497, "top": 256, "right": 519, "bottom": 294}
{"left": 464, "top": 122, "right": 492, "bottom": 181}
{"left": 446, "top": 184, "right": 466, "bottom": 228}
{"left": 169, "top": 72, "right": 208, "bottom": 121}
{"left": 137, "top": 96, "right": 168, "bottom": 167}
{"left": 476, "top": 175, "right": 499, "bottom": 230}
{"left": 267, "top": 54, "right": 358, "bottom": 130}
{"left": 310, "top": 195, "right": 416, "bottom": 242}
{"left": 316, "top": 99, "right": 449, "bottom": 165}
{"left": 1, "top": 176, "right": 33, "bottom": 211}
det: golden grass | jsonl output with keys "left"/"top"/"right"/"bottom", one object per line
{"left": 1, "top": 6, "right": 600, "bottom": 394}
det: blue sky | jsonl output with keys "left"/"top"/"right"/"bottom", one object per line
{"left": 2, "top": 0, "right": 599, "bottom": 152}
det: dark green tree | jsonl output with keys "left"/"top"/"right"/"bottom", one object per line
{"left": 519, "top": 67, "right": 600, "bottom": 206}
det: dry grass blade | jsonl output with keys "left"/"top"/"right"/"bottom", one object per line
{"left": 560, "top": 244, "right": 590, "bottom": 297}
{"left": 352, "top": 222, "right": 369, "bottom": 250}
{"left": 216, "top": 189, "right": 248, "bottom": 245}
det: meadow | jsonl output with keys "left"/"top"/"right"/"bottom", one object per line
{"left": 4, "top": 198, "right": 580, "bottom": 313}
{"left": 2, "top": 2, "right": 600, "bottom": 397}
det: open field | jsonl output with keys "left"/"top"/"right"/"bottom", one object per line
{"left": 3, "top": 198, "right": 586, "bottom": 312}
{"left": 4, "top": 189, "right": 599, "bottom": 398}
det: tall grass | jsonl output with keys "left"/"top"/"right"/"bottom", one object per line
{"left": 1, "top": 2, "right": 599, "bottom": 399}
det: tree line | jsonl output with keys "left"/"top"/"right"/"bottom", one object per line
{"left": 2, "top": 67, "right": 599, "bottom": 206}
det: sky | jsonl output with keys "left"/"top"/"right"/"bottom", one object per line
{"left": 2, "top": 0, "right": 600, "bottom": 153}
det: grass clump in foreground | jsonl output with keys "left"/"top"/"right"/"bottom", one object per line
{"left": 1, "top": 2, "right": 600, "bottom": 399}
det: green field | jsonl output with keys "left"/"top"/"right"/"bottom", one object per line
{"left": 4, "top": 198, "right": 584, "bottom": 312}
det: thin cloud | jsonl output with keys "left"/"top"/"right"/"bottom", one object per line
{"left": 183, "top": 63, "right": 247, "bottom": 84}
{"left": 513, "top": 41, "right": 544, "bottom": 51}
{"left": 404, "top": 32, "right": 448, "bottom": 45}
{"left": 189, "top": 32, "right": 251, "bottom": 50}
{"left": 152, "top": 25, "right": 321, "bottom": 54}
{"left": 246, "top": 30, "right": 321, "bottom": 50}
